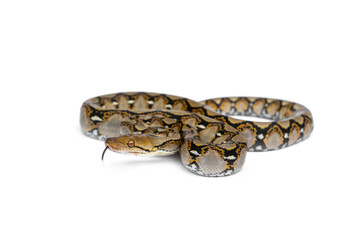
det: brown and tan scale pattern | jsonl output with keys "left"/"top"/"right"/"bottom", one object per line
{"left": 80, "top": 92, "right": 313, "bottom": 177}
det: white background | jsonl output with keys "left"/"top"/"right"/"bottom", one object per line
{"left": 1, "top": 1, "right": 359, "bottom": 239}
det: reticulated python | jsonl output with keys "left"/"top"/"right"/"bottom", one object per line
{"left": 80, "top": 92, "right": 313, "bottom": 177}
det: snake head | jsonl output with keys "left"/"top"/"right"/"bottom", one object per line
{"left": 102, "top": 133, "right": 181, "bottom": 159}
{"left": 104, "top": 134, "right": 153, "bottom": 155}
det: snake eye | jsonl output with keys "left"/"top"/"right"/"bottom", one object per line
{"left": 127, "top": 140, "right": 135, "bottom": 148}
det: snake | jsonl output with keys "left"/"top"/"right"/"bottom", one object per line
{"left": 80, "top": 92, "right": 313, "bottom": 177}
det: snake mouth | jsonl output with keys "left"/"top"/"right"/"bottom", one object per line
{"left": 102, "top": 146, "right": 149, "bottom": 160}
{"left": 117, "top": 149, "right": 147, "bottom": 154}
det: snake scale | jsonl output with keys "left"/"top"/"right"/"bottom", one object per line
{"left": 80, "top": 92, "right": 313, "bottom": 177}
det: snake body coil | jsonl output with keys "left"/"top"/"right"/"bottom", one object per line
{"left": 80, "top": 92, "right": 313, "bottom": 177}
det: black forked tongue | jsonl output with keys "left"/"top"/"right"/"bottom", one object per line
{"left": 102, "top": 146, "right": 109, "bottom": 161}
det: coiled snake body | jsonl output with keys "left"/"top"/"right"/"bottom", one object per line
{"left": 80, "top": 92, "right": 313, "bottom": 177}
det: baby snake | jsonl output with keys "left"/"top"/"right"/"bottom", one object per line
{"left": 80, "top": 92, "right": 313, "bottom": 177}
